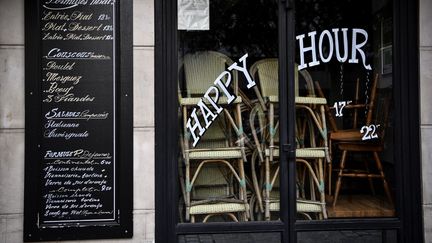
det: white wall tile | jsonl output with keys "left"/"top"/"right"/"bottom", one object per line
{"left": 4, "top": 214, "right": 22, "bottom": 243}
{"left": 425, "top": 205, "right": 432, "bottom": 243}
{"left": 3, "top": 214, "right": 59, "bottom": 243}
{"left": 420, "top": 0, "right": 432, "bottom": 47}
{"left": 0, "top": 212, "right": 154, "bottom": 243}
{"left": 75, "top": 238, "right": 132, "bottom": 243}
{"left": 0, "top": 47, "right": 25, "bottom": 129}
{"left": 0, "top": 130, "right": 24, "bottom": 214}
{"left": 132, "top": 210, "right": 147, "bottom": 242}
{"left": 133, "top": 0, "right": 154, "bottom": 46}
{"left": 144, "top": 210, "right": 154, "bottom": 241}
{"left": 133, "top": 128, "right": 155, "bottom": 210}
{"left": 422, "top": 126, "right": 432, "bottom": 205}
{"left": 0, "top": 216, "right": 6, "bottom": 243}
{"left": 134, "top": 210, "right": 154, "bottom": 243}
{"left": 420, "top": 50, "right": 432, "bottom": 125}
{"left": 133, "top": 47, "right": 154, "bottom": 127}
{"left": 0, "top": 0, "right": 24, "bottom": 45}
{"left": 66, "top": 211, "right": 152, "bottom": 243}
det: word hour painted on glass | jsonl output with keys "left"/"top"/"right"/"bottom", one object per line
{"left": 296, "top": 28, "right": 371, "bottom": 71}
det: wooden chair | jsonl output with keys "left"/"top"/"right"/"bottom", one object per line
{"left": 316, "top": 74, "right": 393, "bottom": 207}
{"left": 179, "top": 51, "right": 250, "bottom": 222}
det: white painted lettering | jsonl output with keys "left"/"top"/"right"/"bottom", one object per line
{"left": 186, "top": 108, "right": 205, "bottom": 147}
{"left": 296, "top": 31, "right": 320, "bottom": 70}
{"left": 349, "top": 28, "right": 372, "bottom": 70}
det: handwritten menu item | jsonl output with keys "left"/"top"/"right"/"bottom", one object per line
{"left": 40, "top": 0, "right": 116, "bottom": 223}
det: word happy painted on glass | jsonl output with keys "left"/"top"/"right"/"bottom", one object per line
{"left": 186, "top": 54, "right": 256, "bottom": 147}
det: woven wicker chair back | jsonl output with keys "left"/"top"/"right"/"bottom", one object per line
{"left": 254, "top": 58, "right": 279, "bottom": 98}
{"left": 183, "top": 51, "right": 236, "bottom": 97}
{"left": 192, "top": 165, "right": 232, "bottom": 200}
{"left": 249, "top": 58, "right": 316, "bottom": 98}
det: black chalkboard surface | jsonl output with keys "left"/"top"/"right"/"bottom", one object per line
{"left": 24, "top": 0, "right": 133, "bottom": 241}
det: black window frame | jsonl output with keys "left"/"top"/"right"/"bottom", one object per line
{"left": 154, "top": 0, "right": 423, "bottom": 242}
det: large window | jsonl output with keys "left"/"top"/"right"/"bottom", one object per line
{"left": 176, "top": 0, "right": 394, "bottom": 224}
{"left": 294, "top": 0, "right": 395, "bottom": 219}
{"left": 177, "top": 0, "right": 280, "bottom": 223}
{"left": 155, "top": 0, "right": 422, "bottom": 241}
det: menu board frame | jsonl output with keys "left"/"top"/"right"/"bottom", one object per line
{"left": 24, "top": 0, "right": 133, "bottom": 241}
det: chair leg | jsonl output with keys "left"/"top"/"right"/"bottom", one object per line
{"left": 363, "top": 158, "right": 376, "bottom": 195}
{"left": 310, "top": 169, "right": 316, "bottom": 201}
{"left": 264, "top": 156, "right": 271, "bottom": 221}
{"left": 328, "top": 139, "right": 333, "bottom": 196}
{"left": 333, "top": 150, "right": 348, "bottom": 207}
{"left": 269, "top": 103, "right": 275, "bottom": 162}
{"left": 328, "top": 162, "right": 332, "bottom": 196}
{"left": 318, "top": 158, "right": 328, "bottom": 219}
{"left": 237, "top": 159, "right": 250, "bottom": 220}
{"left": 299, "top": 166, "right": 306, "bottom": 198}
{"left": 251, "top": 151, "right": 264, "bottom": 213}
{"left": 185, "top": 161, "right": 191, "bottom": 221}
{"left": 320, "top": 105, "right": 331, "bottom": 164}
{"left": 373, "top": 152, "right": 393, "bottom": 206}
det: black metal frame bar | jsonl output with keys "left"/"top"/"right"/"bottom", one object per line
{"left": 23, "top": 0, "right": 133, "bottom": 241}
{"left": 155, "top": 0, "right": 179, "bottom": 242}
{"left": 155, "top": 0, "right": 423, "bottom": 242}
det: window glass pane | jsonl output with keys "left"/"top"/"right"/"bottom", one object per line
{"left": 177, "top": 0, "right": 279, "bottom": 223}
{"left": 294, "top": 0, "right": 395, "bottom": 219}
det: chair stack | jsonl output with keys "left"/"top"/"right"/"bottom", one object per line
{"left": 179, "top": 51, "right": 250, "bottom": 223}
{"left": 248, "top": 58, "right": 329, "bottom": 220}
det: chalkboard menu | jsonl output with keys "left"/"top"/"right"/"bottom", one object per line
{"left": 24, "top": 0, "right": 132, "bottom": 241}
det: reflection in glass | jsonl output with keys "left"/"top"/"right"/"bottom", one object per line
{"left": 177, "top": 0, "right": 279, "bottom": 223}
{"left": 176, "top": 0, "right": 395, "bottom": 223}
{"left": 295, "top": 0, "right": 395, "bottom": 219}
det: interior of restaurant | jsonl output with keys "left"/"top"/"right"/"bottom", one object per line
{"left": 176, "top": 0, "right": 395, "bottom": 223}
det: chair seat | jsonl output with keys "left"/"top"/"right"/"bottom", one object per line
{"left": 267, "top": 95, "right": 327, "bottom": 104}
{"left": 266, "top": 148, "right": 326, "bottom": 158}
{"left": 269, "top": 201, "right": 323, "bottom": 213}
{"left": 195, "top": 140, "right": 228, "bottom": 149}
{"left": 295, "top": 96, "right": 327, "bottom": 104}
{"left": 337, "top": 142, "right": 384, "bottom": 152}
{"left": 330, "top": 129, "right": 363, "bottom": 141}
{"left": 189, "top": 150, "right": 243, "bottom": 160}
{"left": 190, "top": 202, "right": 247, "bottom": 215}
{"left": 180, "top": 96, "right": 242, "bottom": 106}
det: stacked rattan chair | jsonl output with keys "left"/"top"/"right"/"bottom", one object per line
{"left": 248, "top": 58, "right": 328, "bottom": 220}
{"left": 179, "top": 51, "right": 250, "bottom": 222}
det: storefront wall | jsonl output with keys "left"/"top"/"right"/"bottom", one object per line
{"left": 0, "top": 0, "right": 155, "bottom": 242}
{"left": 0, "top": 0, "right": 430, "bottom": 242}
